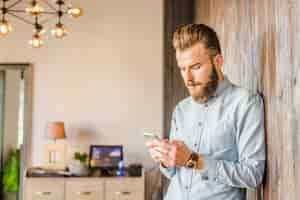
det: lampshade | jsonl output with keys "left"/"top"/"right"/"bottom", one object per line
{"left": 47, "top": 121, "right": 66, "bottom": 140}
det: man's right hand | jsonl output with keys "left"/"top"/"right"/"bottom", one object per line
{"left": 146, "top": 139, "right": 171, "bottom": 167}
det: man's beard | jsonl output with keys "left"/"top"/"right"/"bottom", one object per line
{"left": 188, "top": 64, "right": 219, "bottom": 102}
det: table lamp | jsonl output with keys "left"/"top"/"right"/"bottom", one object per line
{"left": 43, "top": 121, "right": 67, "bottom": 170}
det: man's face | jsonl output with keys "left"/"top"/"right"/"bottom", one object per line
{"left": 176, "top": 42, "right": 219, "bottom": 102}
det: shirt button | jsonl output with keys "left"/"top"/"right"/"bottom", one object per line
{"left": 198, "top": 121, "right": 202, "bottom": 126}
{"left": 194, "top": 143, "right": 197, "bottom": 147}
{"left": 204, "top": 104, "right": 208, "bottom": 107}
{"left": 185, "top": 186, "right": 189, "bottom": 190}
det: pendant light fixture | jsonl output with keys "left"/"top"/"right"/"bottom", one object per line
{"left": 0, "top": 0, "right": 83, "bottom": 48}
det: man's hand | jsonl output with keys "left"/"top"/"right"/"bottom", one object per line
{"left": 146, "top": 139, "right": 192, "bottom": 168}
{"left": 146, "top": 139, "right": 171, "bottom": 167}
{"left": 166, "top": 140, "right": 191, "bottom": 167}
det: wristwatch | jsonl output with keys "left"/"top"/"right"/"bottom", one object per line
{"left": 185, "top": 152, "right": 199, "bottom": 168}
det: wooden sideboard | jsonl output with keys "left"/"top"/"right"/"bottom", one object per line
{"left": 24, "top": 176, "right": 144, "bottom": 200}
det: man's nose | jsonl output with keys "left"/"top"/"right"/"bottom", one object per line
{"left": 185, "top": 69, "right": 193, "bottom": 81}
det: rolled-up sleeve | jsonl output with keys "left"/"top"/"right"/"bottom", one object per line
{"left": 200, "top": 94, "right": 266, "bottom": 189}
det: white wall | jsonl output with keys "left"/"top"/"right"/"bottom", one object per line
{"left": 0, "top": 0, "right": 163, "bottom": 168}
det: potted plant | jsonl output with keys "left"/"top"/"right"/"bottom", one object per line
{"left": 68, "top": 152, "right": 89, "bottom": 176}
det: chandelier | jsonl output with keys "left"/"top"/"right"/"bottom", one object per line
{"left": 0, "top": 0, "right": 83, "bottom": 48}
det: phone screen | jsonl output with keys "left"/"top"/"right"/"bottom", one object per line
{"left": 143, "top": 132, "right": 161, "bottom": 140}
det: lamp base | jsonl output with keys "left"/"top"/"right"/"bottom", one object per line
{"left": 43, "top": 143, "right": 67, "bottom": 170}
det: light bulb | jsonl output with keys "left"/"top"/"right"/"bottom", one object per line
{"left": 67, "top": 5, "right": 83, "bottom": 18}
{"left": 29, "top": 34, "right": 44, "bottom": 48}
{"left": 0, "top": 20, "right": 12, "bottom": 37}
{"left": 26, "top": 1, "right": 44, "bottom": 15}
{"left": 51, "top": 23, "right": 67, "bottom": 38}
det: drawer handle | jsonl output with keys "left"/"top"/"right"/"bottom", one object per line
{"left": 77, "top": 191, "right": 92, "bottom": 196}
{"left": 36, "top": 191, "right": 52, "bottom": 196}
{"left": 115, "top": 191, "right": 131, "bottom": 195}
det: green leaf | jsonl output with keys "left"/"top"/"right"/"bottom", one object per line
{"left": 73, "top": 152, "right": 88, "bottom": 164}
{"left": 3, "top": 149, "right": 20, "bottom": 192}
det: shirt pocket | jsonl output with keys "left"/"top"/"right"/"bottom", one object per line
{"left": 207, "top": 119, "right": 237, "bottom": 159}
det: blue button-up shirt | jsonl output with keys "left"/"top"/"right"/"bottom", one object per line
{"left": 160, "top": 76, "right": 265, "bottom": 200}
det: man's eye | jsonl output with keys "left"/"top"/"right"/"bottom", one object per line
{"left": 192, "top": 65, "right": 201, "bottom": 70}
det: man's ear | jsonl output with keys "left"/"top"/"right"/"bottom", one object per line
{"left": 213, "top": 54, "right": 224, "bottom": 69}
{"left": 212, "top": 54, "right": 224, "bottom": 80}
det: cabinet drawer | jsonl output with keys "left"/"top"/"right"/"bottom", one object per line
{"left": 105, "top": 178, "right": 144, "bottom": 200}
{"left": 25, "top": 178, "right": 64, "bottom": 200}
{"left": 66, "top": 178, "right": 104, "bottom": 200}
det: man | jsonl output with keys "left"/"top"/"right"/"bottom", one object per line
{"left": 146, "top": 24, "right": 265, "bottom": 200}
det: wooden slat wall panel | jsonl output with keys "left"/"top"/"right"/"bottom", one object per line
{"left": 163, "top": 0, "right": 194, "bottom": 138}
{"left": 195, "top": 0, "right": 300, "bottom": 200}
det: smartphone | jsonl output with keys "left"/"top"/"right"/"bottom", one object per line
{"left": 143, "top": 132, "right": 161, "bottom": 140}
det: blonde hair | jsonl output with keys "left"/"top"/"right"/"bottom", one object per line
{"left": 172, "top": 24, "right": 221, "bottom": 56}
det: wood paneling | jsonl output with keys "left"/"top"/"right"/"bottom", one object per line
{"left": 163, "top": 0, "right": 194, "bottom": 138}
{"left": 196, "top": 0, "right": 300, "bottom": 200}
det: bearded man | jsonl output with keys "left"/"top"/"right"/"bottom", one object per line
{"left": 146, "top": 24, "right": 266, "bottom": 200}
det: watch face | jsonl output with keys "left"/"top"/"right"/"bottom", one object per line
{"left": 186, "top": 160, "right": 196, "bottom": 168}
{"left": 186, "top": 152, "right": 198, "bottom": 168}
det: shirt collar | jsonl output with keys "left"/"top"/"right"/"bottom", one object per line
{"left": 213, "top": 75, "right": 231, "bottom": 98}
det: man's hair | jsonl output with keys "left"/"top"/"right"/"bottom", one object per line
{"left": 173, "top": 24, "right": 222, "bottom": 56}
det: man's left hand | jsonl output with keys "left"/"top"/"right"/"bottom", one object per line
{"left": 159, "top": 140, "right": 192, "bottom": 167}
